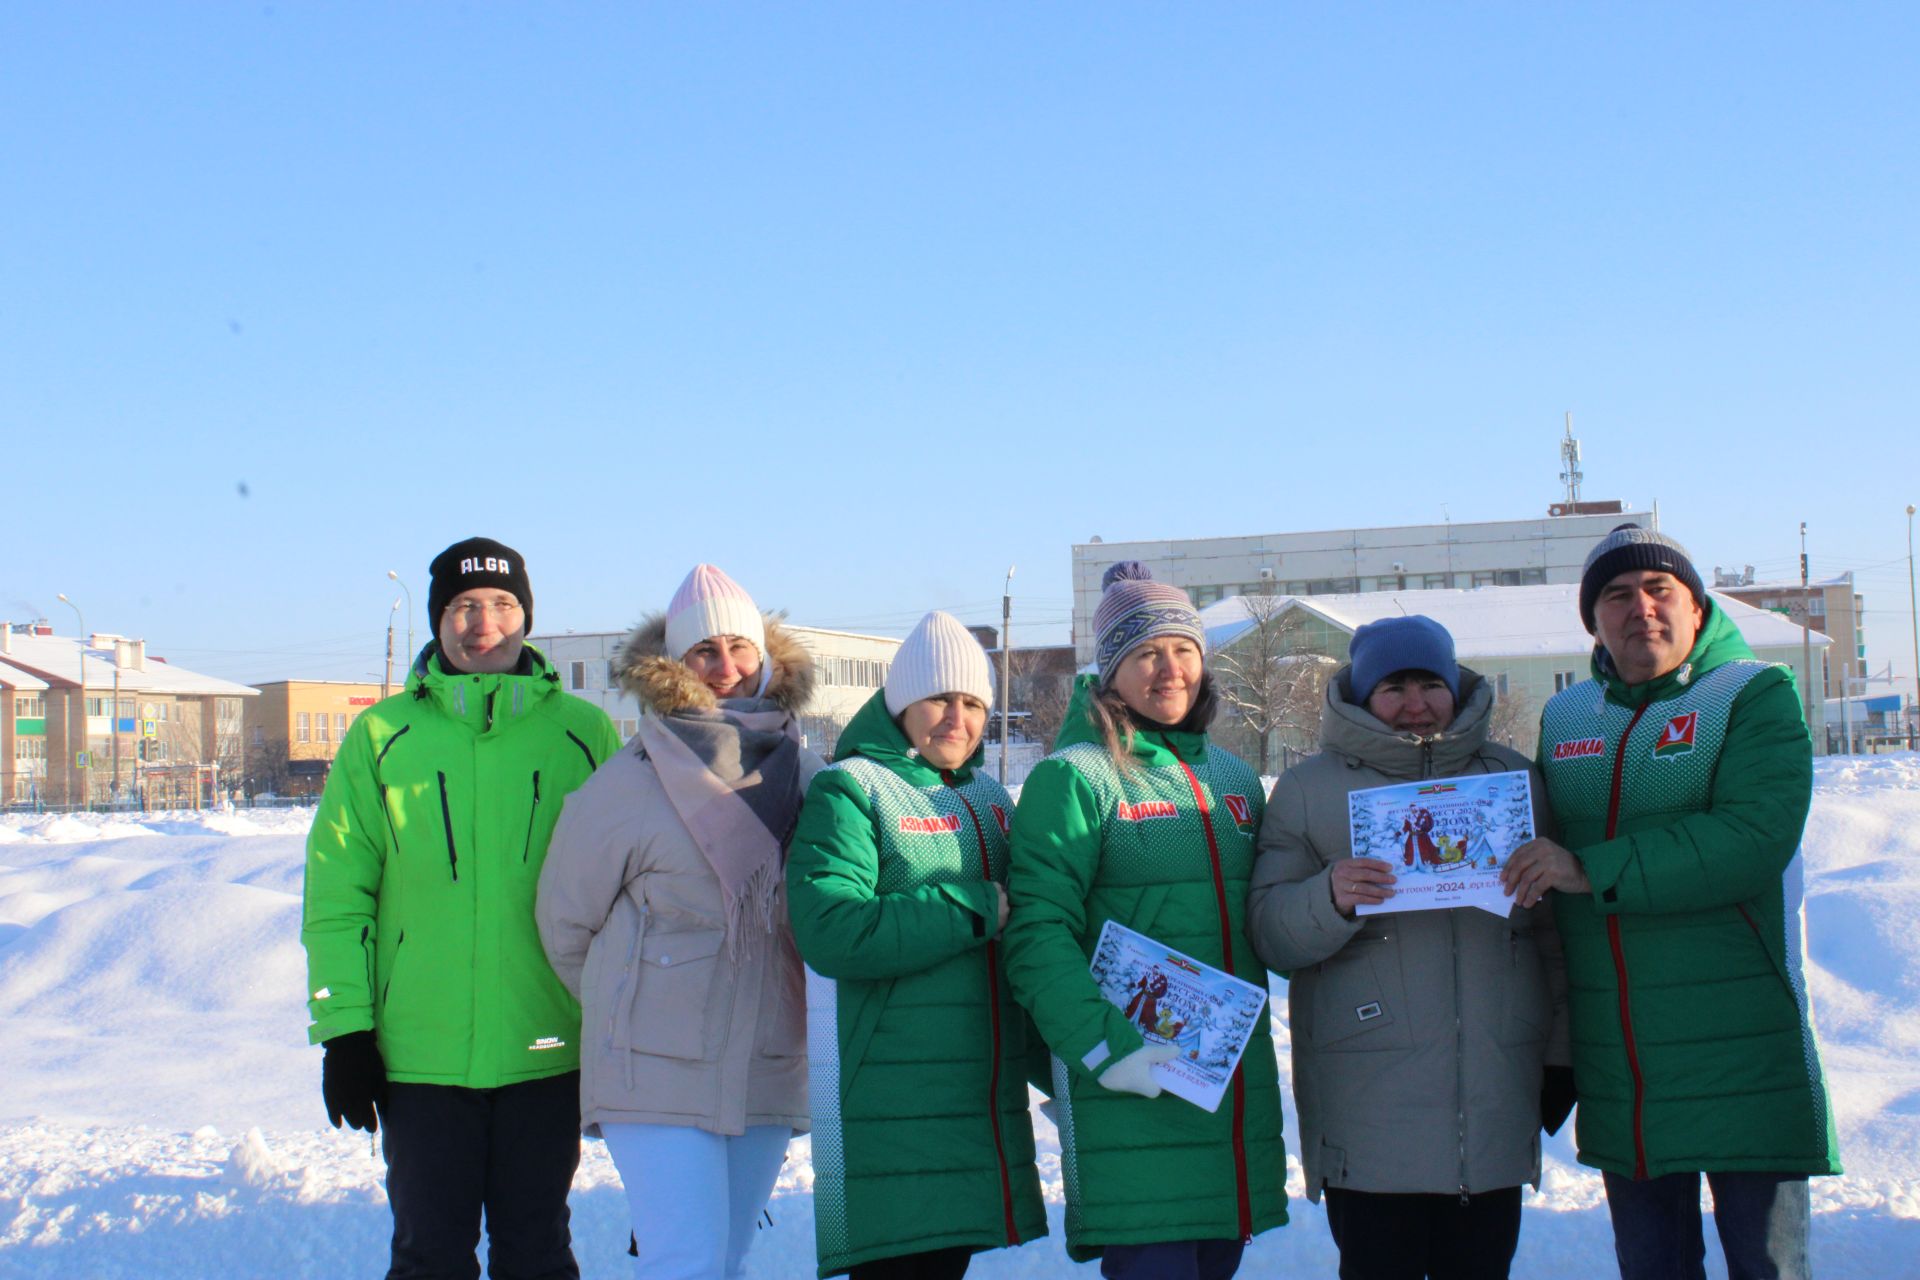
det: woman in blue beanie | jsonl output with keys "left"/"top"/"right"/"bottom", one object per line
{"left": 1245, "top": 614, "right": 1569, "bottom": 1280}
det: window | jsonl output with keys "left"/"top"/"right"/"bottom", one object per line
{"left": 86, "top": 696, "right": 110, "bottom": 716}
{"left": 335, "top": 713, "right": 348, "bottom": 739}
{"left": 1471, "top": 570, "right": 1496, "bottom": 587}
{"left": 15, "top": 737, "right": 46, "bottom": 761}
{"left": 1553, "top": 670, "right": 1580, "bottom": 693}
{"left": 570, "top": 661, "right": 587, "bottom": 690}
{"left": 14, "top": 695, "right": 43, "bottom": 718}
{"left": 1374, "top": 575, "right": 1406, "bottom": 591}
{"left": 296, "top": 713, "right": 310, "bottom": 743}
{"left": 117, "top": 699, "right": 135, "bottom": 718}
{"left": 252, "top": 727, "right": 265, "bottom": 747}
{"left": 316, "top": 714, "right": 330, "bottom": 744}
{"left": 1306, "top": 578, "right": 1358, "bottom": 595}
{"left": 1191, "top": 585, "right": 1225, "bottom": 607}
{"left": 1422, "top": 573, "right": 1453, "bottom": 589}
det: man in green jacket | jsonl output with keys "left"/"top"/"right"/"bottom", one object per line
{"left": 302, "top": 537, "right": 622, "bottom": 1279}
{"left": 1503, "top": 524, "right": 1839, "bottom": 1280}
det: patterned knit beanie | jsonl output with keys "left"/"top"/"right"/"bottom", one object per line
{"left": 665, "top": 564, "right": 766, "bottom": 660}
{"left": 429, "top": 536, "right": 533, "bottom": 632}
{"left": 1092, "top": 562, "right": 1205, "bottom": 686}
{"left": 884, "top": 610, "right": 995, "bottom": 716}
{"left": 1578, "top": 524, "right": 1706, "bottom": 634}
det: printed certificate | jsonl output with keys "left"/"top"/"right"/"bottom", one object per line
{"left": 1088, "top": 920, "right": 1269, "bottom": 1112}
{"left": 1346, "top": 770, "right": 1535, "bottom": 918}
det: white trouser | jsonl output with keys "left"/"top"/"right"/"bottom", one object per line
{"left": 600, "top": 1122, "right": 792, "bottom": 1280}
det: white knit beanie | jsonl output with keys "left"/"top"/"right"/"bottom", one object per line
{"left": 884, "top": 611, "right": 995, "bottom": 716}
{"left": 664, "top": 564, "right": 766, "bottom": 661}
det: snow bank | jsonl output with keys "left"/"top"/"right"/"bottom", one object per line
{"left": 3, "top": 765, "right": 1919, "bottom": 1276}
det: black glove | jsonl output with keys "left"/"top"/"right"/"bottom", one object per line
{"left": 1541, "top": 1064, "right": 1576, "bottom": 1137}
{"left": 322, "top": 1029, "right": 388, "bottom": 1134}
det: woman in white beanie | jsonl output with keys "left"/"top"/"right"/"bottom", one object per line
{"left": 788, "top": 610, "right": 1047, "bottom": 1279}
{"left": 537, "top": 564, "right": 824, "bottom": 1280}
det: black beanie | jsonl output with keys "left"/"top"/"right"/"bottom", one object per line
{"left": 428, "top": 537, "right": 533, "bottom": 632}
{"left": 1578, "top": 523, "right": 1704, "bottom": 634}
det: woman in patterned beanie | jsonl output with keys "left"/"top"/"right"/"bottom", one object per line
{"left": 788, "top": 610, "right": 1046, "bottom": 1279}
{"left": 1002, "top": 563, "right": 1288, "bottom": 1279}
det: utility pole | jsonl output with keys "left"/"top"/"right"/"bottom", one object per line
{"left": 1907, "top": 505, "right": 1917, "bottom": 750}
{"left": 1800, "top": 522, "right": 1816, "bottom": 737}
{"left": 1000, "top": 566, "right": 1015, "bottom": 785}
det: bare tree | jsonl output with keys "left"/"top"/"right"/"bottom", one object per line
{"left": 1209, "top": 591, "right": 1338, "bottom": 775}
{"left": 1006, "top": 648, "right": 1075, "bottom": 752}
{"left": 1487, "top": 686, "right": 1536, "bottom": 756}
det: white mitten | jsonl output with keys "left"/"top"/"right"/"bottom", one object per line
{"left": 1097, "top": 1043, "right": 1179, "bottom": 1098}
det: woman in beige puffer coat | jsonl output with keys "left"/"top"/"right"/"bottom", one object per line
{"left": 537, "top": 564, "right": 824, "bottom": 1280}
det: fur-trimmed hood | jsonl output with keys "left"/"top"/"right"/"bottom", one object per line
{"left": 614, "top": 612, "right": 817, "bottom": 716}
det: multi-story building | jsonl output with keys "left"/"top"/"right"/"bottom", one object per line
{"left": 0, "top": 622, "right": 255, "bottom": 809}
{"left": 1712, "top": 569, "right": 1864, "bottom": 700}
{"left": 530, "top": 623, "right": 901, "bottom": 758}
{"left": 1202, "top": 584, "right": 1828, "bottom": 763}
{"left": 243, "top": 680, "right": 391, "bottom": 798}
{"left": 1, "top": 658, "right": 52, "bottom": 807}
{"left": 1070, "top": 504, "right": 1644, "bottom": 664}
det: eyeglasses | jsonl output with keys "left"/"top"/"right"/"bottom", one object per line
{"left": 444, "top": 600, "right": 523, "bottom": 623}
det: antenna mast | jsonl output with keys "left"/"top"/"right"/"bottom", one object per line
{"left": 1559, "top": 412, "right": 1584, "bottom": 505}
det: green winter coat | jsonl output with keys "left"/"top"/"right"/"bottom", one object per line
{"left": 302, "top": 643, "right": 623, "bottom": 1087}
{"left": 1003, "top": 678, "right": 1287, "bottom": 1261}
{"left": 1537, "top": 602, "right": 1840, "bottom": 1180}
{"left": 788, "top": 691, "right": 1046, "bottom": 1278}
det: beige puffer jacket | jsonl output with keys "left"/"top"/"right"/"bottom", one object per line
{"left": 536, "top": 614, "right": 824, "bottom": 1137}
{"left": 1247, "top": 667, "right": 1568, "bottom": 1201}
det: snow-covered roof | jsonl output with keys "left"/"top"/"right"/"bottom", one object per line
{"left": 0, "top": 658, "right": 50, "bottom": 691}
{"left": 1717, "top": 575, "right": 1855, "bottom": 593}
{"left": 1201, "top": 584, "right": 1830, "bottom": 660}
{"left": 0, "top": 633, "right": 258, "bottom": 697}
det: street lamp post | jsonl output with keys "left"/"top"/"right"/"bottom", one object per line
{"left": 388, "top": 570, "right": 415, "bottom": 668}
{"left": 385, "top": 597, "right": 402, "bottom": 699}
{"left": 55, "top": 593, "right": 87, "bottom": 809}
{"left": 1000, "top": 566, "right": 1015, "bottom": 785}
{"left": 1907, "top": 505, "right": 1917, "bottom": 751}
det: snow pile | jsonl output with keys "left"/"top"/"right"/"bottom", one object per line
{"left": 3, "top": 762, "right": 1919, "bottom": 1276}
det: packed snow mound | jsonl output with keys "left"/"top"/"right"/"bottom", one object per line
{"left": 3, "top": 764, "right": 1920, "bottom": 1275}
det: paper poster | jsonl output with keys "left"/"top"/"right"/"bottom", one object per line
{"left": 1087, "top": 920, "right": 1269, "bottom": 1112}
{"left": 1346, "top": 769, "right": 1536, "bottom": 918}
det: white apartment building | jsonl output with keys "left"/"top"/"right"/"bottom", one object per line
{"left": 530, "top": 623, "right": 901, "bottom": 756}
{"left": 1070, "top": 505, "right": 1647, "bottom": 663}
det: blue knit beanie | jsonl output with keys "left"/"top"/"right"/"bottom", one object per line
{"left": 1092, "top": 562, "right": 1205, "bottom": 686}
{"left": 1348, "top": 615, "right": 1460, "bottom": 705}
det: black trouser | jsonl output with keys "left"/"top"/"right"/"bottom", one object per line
{"left": 1099, "top": 1239, "right": 1246, "bottom": 1280}
{"left": 849, "top": 1244, "right": 975, "bottom": 1280}
{"left": 1323, "top": 1186, "right": 1523, "bottom": 1280}
{"left": 378, "top": 1071, "right": 582, "bottom": 1280}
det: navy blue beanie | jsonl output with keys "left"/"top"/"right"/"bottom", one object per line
{"left": 1578, "top": 523, "right": 1705, "bottom": 634}
{"left": 1348, "top": 616, "right": 1460, "bottom": 705}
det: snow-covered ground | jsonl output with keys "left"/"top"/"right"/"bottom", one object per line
{"left": 3, "top": 757, "right": 1919, "bottom": 1278}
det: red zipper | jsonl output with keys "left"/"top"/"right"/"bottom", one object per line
{"left": 1604, "top": 702, "right": 1651, "bottom": 1180}
{"left": 1174, "top": 756, "right": 1252, "bottom": 1242}
{"left": 952, "top": 780, "right": 1019, "bottom": 1246}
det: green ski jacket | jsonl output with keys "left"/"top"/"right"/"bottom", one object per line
{"left": 1537, "top": 603, "right": 1839, "bottom": 1180}
{"left": 302, "top": 643, "right": 623, "bottom": 1087}
{"left": 1002, "top": 678, "right": 1287, "bottom": 1261}
{"left": 788, "top": 691, "right": 1046, "bottom": 1278}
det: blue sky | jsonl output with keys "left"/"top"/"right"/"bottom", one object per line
{"left": 6, "top": 3, "right": 1918, "bottom": 686}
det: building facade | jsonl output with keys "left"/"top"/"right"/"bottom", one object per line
{"left": 530, "top": 623, "right": 902, "bottom": 759}
{"left": 1202, "top": 584, "right": 1828, "bottom": 763}
{"left": 0, "top": 623, "right": 254, "bottom": 809}
{"left": 1712, "top": 570, "right": 1864, "bottom": 700}
{"left": 243, "top": 680, "right": 390, "bottom": 798}
{"left": 1070, "top": 505, "right": 1644, "bottom": 664}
